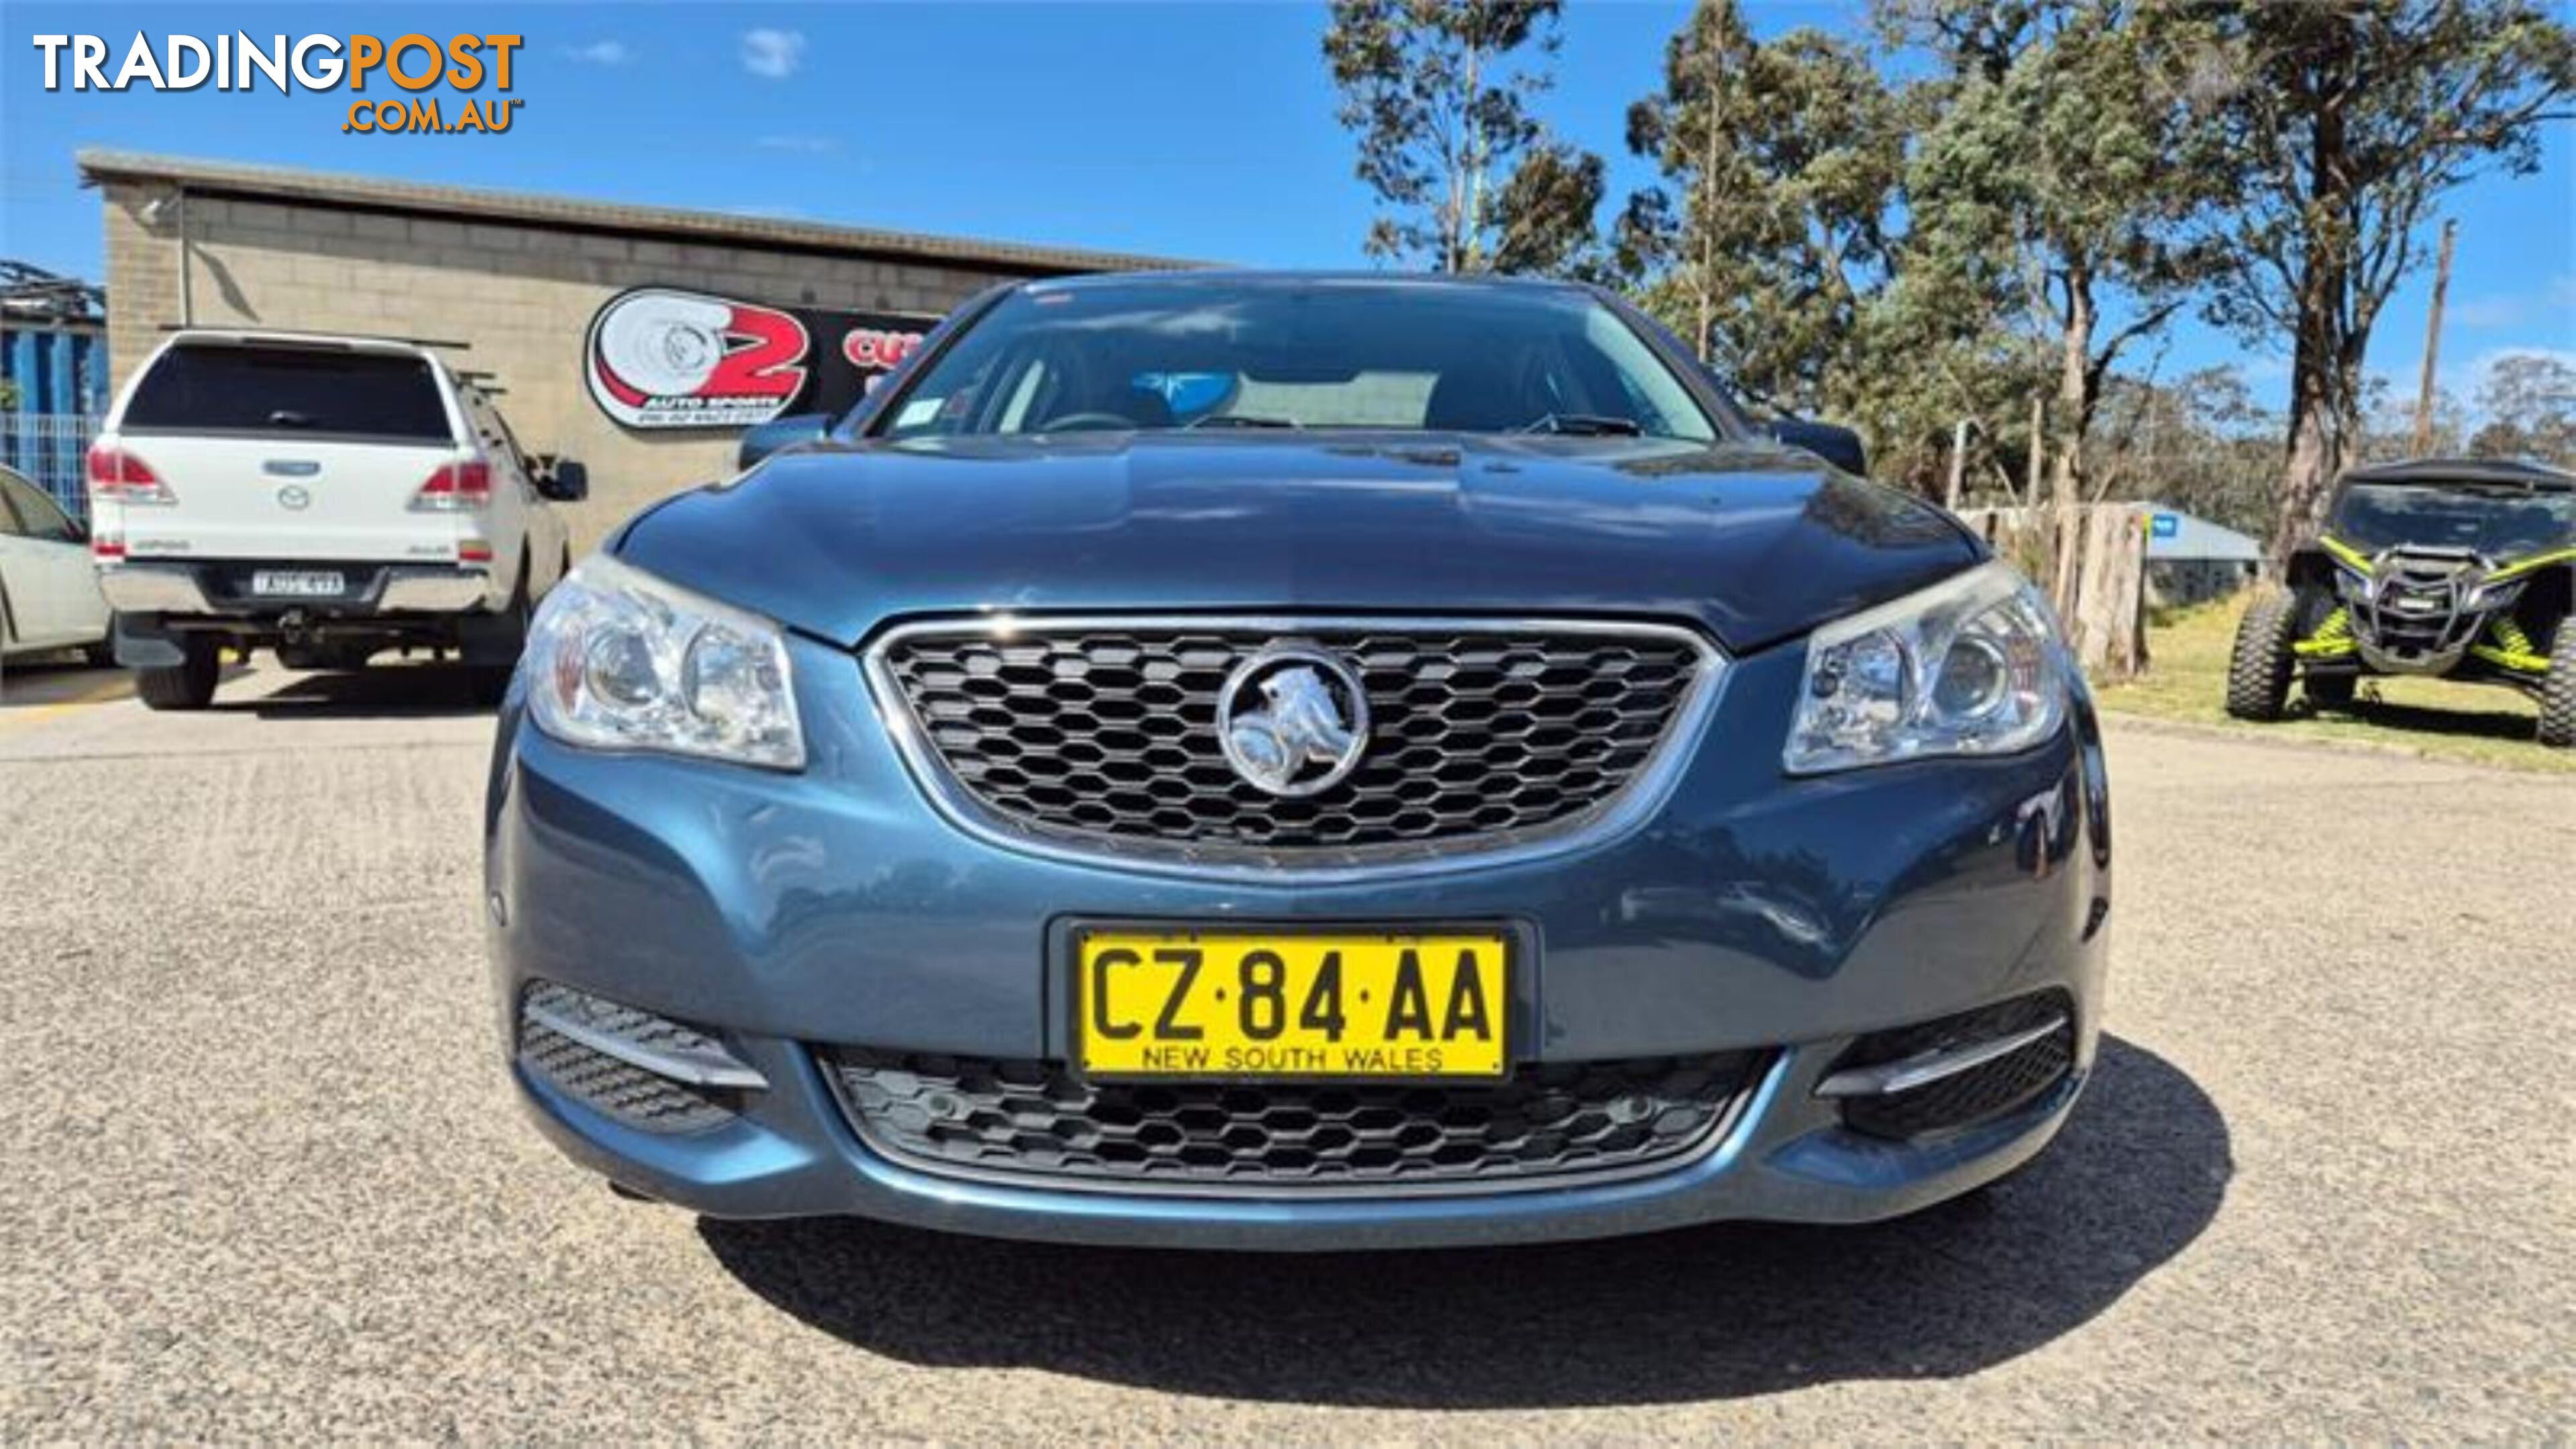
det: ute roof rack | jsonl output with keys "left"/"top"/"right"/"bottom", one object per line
{"left": 154, "top": 323, "right": 472, "bottom": 352}
{"left": 2341, "top": 457, "right": 2575, "bottom": 491}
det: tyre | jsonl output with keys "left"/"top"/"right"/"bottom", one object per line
{"left": 2304, "top": 672, "right": 2356, "bottom": 711}
{"left": 466, "top": 580, "right": 532, "bottom": 708}
{"left": 2539, "top": 617, "right": 2576, "bottom": 749}
{"left": 2225, "top": 591, "right": 2299, "bottom": 721}
{"left": 136, "top": 635, "right": 219, "bottom": 711}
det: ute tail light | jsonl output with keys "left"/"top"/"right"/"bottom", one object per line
{"left": 85, "top": 444, "right": 175, "bottom": 505}
{"left": 411, "top": 458, "right": 492, "bottom": 513}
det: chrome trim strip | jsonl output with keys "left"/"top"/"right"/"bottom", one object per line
{"left": 96, "top": 564, "right": 213, "bottom": 614}
{"left": 1812, "top": 1014, "right": 2068, "bottom": 1099}
{"left": 522, "top": 996, "right": 769, "bottom": 1091}
{"left": 378, "top": 570, "right": 491, "bottom": 612}
{"left": 859, "top": 612, "right": 1730, "bottom": 883}
{"left": 832, "top": 1055, "right": 1774, "bottom": 1202}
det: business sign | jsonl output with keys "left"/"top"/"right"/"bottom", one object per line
{"left": 2151, "top": 513, "right": 2180, "bottom": 539}
{"left": 584, "top": 286, "right": 934, "bottom": 430}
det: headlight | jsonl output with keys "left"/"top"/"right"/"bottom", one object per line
{"left": 2467, "top": 577, "right": 2526, "bottom": 612}
{"left": 523, "top": 554, "right": 804, "bottom": 770}
{"left": 1785, "top": 560, "right": 2069, "bottom": 774}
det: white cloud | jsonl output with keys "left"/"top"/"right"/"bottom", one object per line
{"left": 739, "top": 29, "right": 806, "bottom": 79}
{"left": 755, "top": 134, "right": 838, "bottom": 154}
{"left": 565, "top": 40, "right": 631, "bottom": 66}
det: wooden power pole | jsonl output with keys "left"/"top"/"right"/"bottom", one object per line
{"left": 2413, "top": 218, "right": 2458, "bottom": 456}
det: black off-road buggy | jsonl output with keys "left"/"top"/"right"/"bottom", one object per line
{"left": 2226, "top": 458, "right": 2576, "bottom": 747}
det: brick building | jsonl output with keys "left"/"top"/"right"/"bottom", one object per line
{"left": 78, "top": 149, "right": 1187, "bottom": 541}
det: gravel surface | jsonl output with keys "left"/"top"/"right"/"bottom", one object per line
{"left": 3, "top": 662, "right": 2570, "bottom": 1441}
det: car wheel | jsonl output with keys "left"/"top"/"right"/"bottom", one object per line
{"left": 2538, "top": 618, "right": 2576, "bottom": 749}
{"left": 2224, "top": 590, "right": 2298, "bottom": 721}
{"left": 467, "top": 580, "right": 532, "bottom": 708}
{"left": 136, "top": 635, "right": 220, "bottom": 712}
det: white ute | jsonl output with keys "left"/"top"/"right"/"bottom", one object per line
{"left": 89, "top": 330, "right": 584, "bottom": 709}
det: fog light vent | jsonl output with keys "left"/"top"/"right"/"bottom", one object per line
{"left": 1819, "top": 991, "right": 2075, "bottom": 1141}
{"left": 516, "top": 981, "right": 763, "bottom": 1136}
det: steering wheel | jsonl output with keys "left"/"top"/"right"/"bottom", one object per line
{"left": 1034, "top": 411, "right": 1138, "bottom": 433}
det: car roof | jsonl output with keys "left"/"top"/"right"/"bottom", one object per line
{"left": 1017, "top": 268, "right": 1593, "bottom": 297}
{"left": 2340, "top": 457, "right": 2576, "bottom": 492}
{"left": 156, "top": 327, "right": 452, "bottom": 362}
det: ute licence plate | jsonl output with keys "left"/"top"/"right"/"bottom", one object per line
{"left": 1075, "top": 928, "right": 1511, "bottom": 1080}
{"left": 251, "top": 570, "right": 345, "bottom": 598}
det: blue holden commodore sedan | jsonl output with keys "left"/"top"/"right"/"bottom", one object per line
{"left": 486, "top": 272, "right": 2112, "bottom": 1250}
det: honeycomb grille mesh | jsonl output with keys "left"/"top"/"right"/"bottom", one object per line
{"left": 824, "top": 1050, "right": 1764, "bottom": 1192}
{"left": 516, "top": 985, "right": 737, "bottom": 1135}
{"left": 875, "top": 623, "right": 1705, "bottom": 857}
{"left": 1836, "top": 992, "right": 2076, "bottom": 1140}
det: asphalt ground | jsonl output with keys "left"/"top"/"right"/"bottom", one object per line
{"left": 2, "top": 657, "right": 2569, "bottom": 1441}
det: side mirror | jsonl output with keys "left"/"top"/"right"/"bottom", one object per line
{"left": 738, "top": 413, "right": 832, "bottom": 471}
{"left": 1763, "top": 419, "right": 1869, "bottom": 478}
{"left": 532, "top": 457, "right": 589, "bottom": 502}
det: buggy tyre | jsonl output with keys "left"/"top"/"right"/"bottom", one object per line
{"left": 2226, "top": 591, "right": 2299, "bottom": 722}
{"left": 2539, "top": 619, "right": 2576, "bottom": 749}
{"left": 136, "top": 635, "right": 219, "bottom": 712}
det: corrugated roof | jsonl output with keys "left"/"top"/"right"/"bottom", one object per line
{"left": 2140, "top": 504, "right": 2265, "bottom": 563}
{"left": 76, "top": 148, "right": 1205, "bottom": 278}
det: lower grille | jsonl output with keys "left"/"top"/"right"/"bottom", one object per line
{"left": 822, "top": 1050, "right": 1767, "bottom": 1194}
{"left": 516, "top": 985, "right": 742, "bottom": 1135}
{"left": 1834, "top": 992, "right": 2076, "bottom": 1140}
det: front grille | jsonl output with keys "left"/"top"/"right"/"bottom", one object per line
{"left": 824, "top": 1050, "right": 1766, "bottom": 1193}
{"left": 871, "top": 620, "right": 1711, "bottom": 862}
{"left": 1835, "top": 993, "right": 2076, "bottom": 1141}
{"left": 2350, "top": 551, "right": 2485, "bottom": 663}
{"left": 516, "top": 984, "right": 740, "bottom": 1135}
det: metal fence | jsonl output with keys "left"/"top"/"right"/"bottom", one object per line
{"left": 0, "top": 413, "right": 97, "bottom": 521}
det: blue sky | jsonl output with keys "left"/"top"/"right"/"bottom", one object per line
{"left": 3, "top": 1, "right": 2569, "bottom": 415}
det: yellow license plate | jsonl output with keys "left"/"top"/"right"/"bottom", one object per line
{"left": 1075, "top": 928, "right": 1511, "bottom": 1079}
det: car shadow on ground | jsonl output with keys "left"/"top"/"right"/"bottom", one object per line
{"left": 2316, "top": 696, "right": 2540, "bottom": 745}
{"left": 234, "top": 665, "right": 496, "bottom": 720}
{"left": 698, "top": 1034, "right": 2227, "bottom": 1409}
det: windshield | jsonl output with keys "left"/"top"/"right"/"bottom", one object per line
{"left": 871, "top": 278, "right": 1722, "bottom": 443}
{"left": 2327, "top": 481, "right": 2576, "bottom": 559}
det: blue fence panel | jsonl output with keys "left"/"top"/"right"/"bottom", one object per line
{"left": 0, "top": 413, "right": 99, "bottom": 521}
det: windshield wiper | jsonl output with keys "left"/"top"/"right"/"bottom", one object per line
{"left": 1185, "top": 414, "right": 1301, "bottom": 430}
{"left": 1516, "top": 413, "right": 1643, "bottom": 437}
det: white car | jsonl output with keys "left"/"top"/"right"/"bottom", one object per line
{"left": 0, "top": 464, "right": 112, "bottom": 666}
{"left": 89, "top": 329, "right": 584, "bottom": 709}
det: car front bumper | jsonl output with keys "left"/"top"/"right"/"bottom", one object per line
{"left": 485, "top": 631, "right": 2113, "bottom": 1250}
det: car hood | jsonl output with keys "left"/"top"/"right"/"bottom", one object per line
{"left": 614, "top": 433, "right": 1980, "bottom": 655}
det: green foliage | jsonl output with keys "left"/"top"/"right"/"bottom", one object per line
{"left": 1621, "top": 5, "right": 1903, "bottom": 409}
{"left": 1322, "top": 0, "right": 1607, "bottom": 276}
